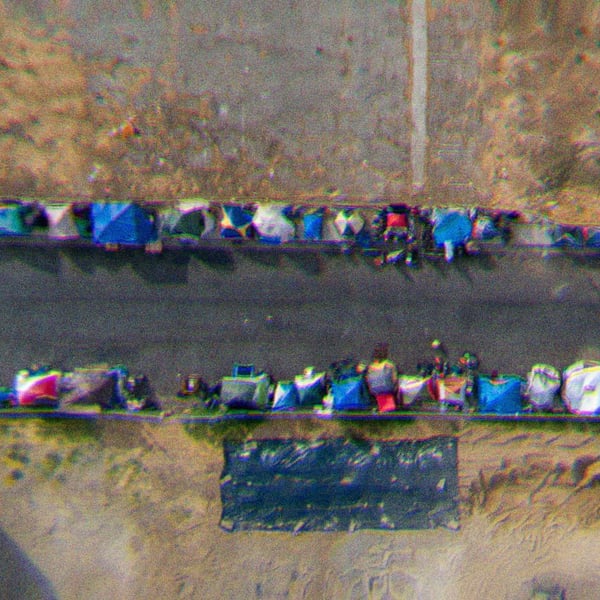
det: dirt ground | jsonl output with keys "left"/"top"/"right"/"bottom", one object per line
{"left": 1, "top": 419, "right": 600, "bottom": 599}
{"left": 1, "top": 1, "right": 600, "bottom": 221}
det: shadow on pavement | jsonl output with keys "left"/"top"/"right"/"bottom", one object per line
{"left": 0, "top": 527, "right": 57, "bottom": 600}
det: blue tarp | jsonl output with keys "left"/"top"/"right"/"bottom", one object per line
{"left": 220, "top": 437, "right": 459, "bottom": 532}
{"left": 432, "top": 209, "right": 472, "bottom": 247}
{"left": 332, "top": 376, "right": 371, "bottom": 410}
{"left": 91, "top": 203, "right": 157, "bottom": 245}
{"left": 478, "top": 375, "right": 523, "bottom": 414}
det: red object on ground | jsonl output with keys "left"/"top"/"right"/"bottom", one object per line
{"left": 376, "top": 392, "right": 396, "bottom": 412}
{"left": 386, "top": 213, "right": 408, "bottom": 229}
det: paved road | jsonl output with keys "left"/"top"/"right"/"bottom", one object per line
{"left": 2, "top": 245, "right": 600, "bottom": 393}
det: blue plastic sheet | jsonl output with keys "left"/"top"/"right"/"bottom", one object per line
{"left": 220, "top": 437, "right": 459, "bottom": 532}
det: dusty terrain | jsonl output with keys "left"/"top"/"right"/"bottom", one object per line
{"left": 1, "top": 1, "right": 600, "bottom": 221}
{"left": 2, "top": 419, "right": 600, "bottom": 599}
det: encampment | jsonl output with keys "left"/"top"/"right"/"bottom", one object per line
{"left": 478, "top": 374, "right": 523, "bottom": 414}
{"left": 45, "top": 204, "right": 79, "bottom": 240}
{"left": 91, "top": 202, "right": 157, "bottom": 245}
{"left": 562, "top": 361, "right": 600, "bottom": 415}
{"left": 251, "top": 204, "right": 295, "bottom": 243}
{"left": 161, "top": 199, "right": 216, "bottom": 240}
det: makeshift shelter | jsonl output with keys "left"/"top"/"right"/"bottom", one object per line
{"left": 526, "top": 364, "right": 561, "bottom": 411}
{"left": 478, "top": 374, "right": 523, "bottom": 414}
{"left": 584, "top": 227, "right": 600, "bottom": 248}
{"left": 220, "top": 364, "right": 270, "bottom": 409}
{"left": 397, "top": 375, "right": 430, "bottom": 408}
{"left": 332, "top": 375, "right": 370, "bottom": 410}
{"left": 0, "top": 202, "right": 29, "bottom": 236}
{"left": 334, "top": 208, "right": 365, "bottom": 237}
{"left": 293, "top": 367, "right": 326, "bottom": 407}
{"left": 271, "top": 381, "right": 299, "bottom": 410}
{"left": 45, "top": 204, "right": 79, "bottom": 240}
{"left": 431, "top": 208, "right": 472, "bottom": 261}
{"left": 551, "top": 225, "right": 584, "bottom": 248}
{"left": 59, "top": 367, "right": 126, "bottom": 409}
{"left": 251, "top": 204, "right": 295, "bottom": 243}
{"left": 220, "top": 205, "right": 254, "bottom": 238}
{"left": 161, "top": 199, "right": 216, "bottom": 240}
{"left": 14, "top": 367, "right": 61, "bottom": 407}
{"left": 434, "top": 376, "right": 468, "bottom": 409}
{"left": 91, "top": 202, "right": 157, "bottom": 245}
{"left": 562, "top": 361, "right": 600, "bottom": 415}
{"left": 301, "top": 208, "right": 325, "bottom": 241}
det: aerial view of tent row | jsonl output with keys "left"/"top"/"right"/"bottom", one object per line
{"left": 4, "top": 348, "right": 600, "bottom": 421}
{"left": 0, "top": 198, "right": 598, "bottom": 263}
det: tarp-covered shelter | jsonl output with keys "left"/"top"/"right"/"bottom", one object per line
{"left": 14, "top": 367, "right": 61, "bottom": 407}
{"left": 562, "top": 361, "right": 600, "bottom": 415}
{"left": 45, "top": 203, "right": 79, "bottom": 240}
{"left": 91, "top": 202, "right": 157, "bottom": 245}
{"left": 0, "top": 201, "right": 30, "bottom": 236}
{"left": 294, "top": 367, "right": 326, "bottom": 407}
{"left": 397, "top": 375, "right": 430, "bottom": 408}
{"left": 478, "top": 375, "right": 523, "bottom": 414}
{"left": 161, "top": 199, "right": 216, "bottom": 240}
{"left": 59, "top": 367, "right": 127, "bottom": 409}
{"left": 432, "top": 208, "right": 472, "bottom": 247}
{"left": 251, "top": 204, "right": 295, "bottom": 243}
{"left": 220, "top": 204, "right": 254, "bottom": 238}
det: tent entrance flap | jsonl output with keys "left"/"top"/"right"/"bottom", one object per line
{"left": 220, "top": 437, "right": 459, "bottom": 532}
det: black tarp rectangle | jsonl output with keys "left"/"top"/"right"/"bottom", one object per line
{"left": 220, "top": 436, "right": 459, "bottom": 532}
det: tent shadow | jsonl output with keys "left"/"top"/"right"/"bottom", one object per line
{"left": 1, "top": 246, "right": 61, "bottom": 275}
{"left": 240, "top": 247, "right": 284, "bottom": 269}
{"left": 130, "top": 251, "right": 190, "bottom": 284}
{"left": 191, "top": 248, "right": 235, "bottom": 272}
{"left": 285, "top": 250, "right": 324, "bottom": 275}
{"left": 0, "top": 527, "right": 58, "bottom": 600}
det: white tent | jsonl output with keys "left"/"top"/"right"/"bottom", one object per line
{"left": 334, "top": 209, "right": 365, "bottom": 236}
{"left": 562, "top": 361, "right": 600, "bottom": 415}
{"left": 251, "top": 204, "right": 295, "bottom": 243}
{"left": 46, "top": 204, "right": 79, "bottom": 239}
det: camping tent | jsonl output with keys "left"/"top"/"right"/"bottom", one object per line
{"left": 45, "top": 204, "right": 79, "bottom": 240}
{"left": 14, "top": 367, "right": 61, "bottom": 407}
{"left": 271, "top": 381, "right": 299, "bottom": 410}
{"left": 526, "top": 364, "right": 561, "bottom": 411}
{"left": 91, "top": 202, "right": 157, "bottom": 245}
{"left": 478, "top": 375, "right": 523, "bottom": 414}
{"left": 562, "top": 361, "right": 600, "bottom": 415}
{"left": 161, "top": 199, "right": 216, "bottom": 240}
{"left": 0, "top": 202, "right": 29, "bottom": 236}
{"left": 432, "top": 208, "right": 472, "bottom": 261}
{"left": 334, "top": 209, "right": 365, "bottom": 237}
{"left": 220, "top": 205, "right": 254, "bottom": 238}
{"left": 332, "top": 375, "right": 371, "bottom": 410}
{"left": 251, "top": 204, "right": 295, "bottom": 243}
{"left": 301, "top": 208, "right": 325, "bottom": 241}
{"left": 220, "top": 365, "right": 270, "bottom": 409}
{"left": 59, "top": 368, "right": 126, "bottom": 409}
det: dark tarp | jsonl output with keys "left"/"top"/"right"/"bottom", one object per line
{"left": 220, "top": 436, "right": 459, "bottom": 532}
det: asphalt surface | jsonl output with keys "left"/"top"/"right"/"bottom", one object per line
{"left": 3, "top": 245, "right": 600, "bottom": 394}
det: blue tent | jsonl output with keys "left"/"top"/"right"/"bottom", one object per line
{"left": 551, "top": 225, "right": 584, "bottom": 248}
{"left": 432, "top": 209, "right": 472, "bottom": 247}
{"left": 332, "top": 376, "right": 371, "bottom": 410}
{"left": 478, "top": 375, "right": 523, "bottom": 414}
{"left": 220, "top": 205, "right": 254, "bottom": 239}
{"left": 585, "top": 227, "right": 600, "bottom": 248}
{"left": 271, "top": 381, "right": 299, "bottom": 410}
{"left": 302, "top": 208, "right": 325, "bottom": 241}
{"left": 91, "top": 203, "right": 157, "bottom": 245}
{"left": 0, "top": 202, "right": 29, "bottom": 236}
